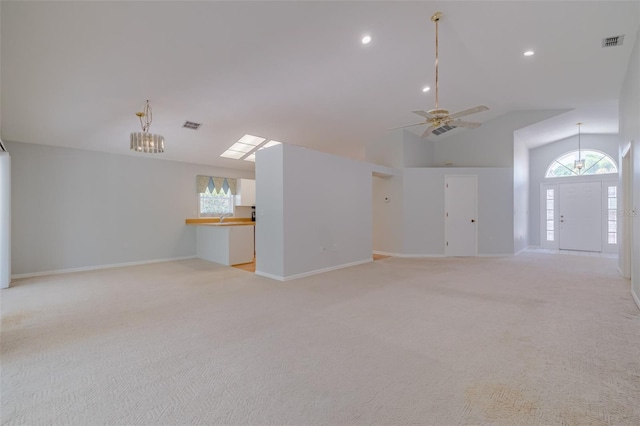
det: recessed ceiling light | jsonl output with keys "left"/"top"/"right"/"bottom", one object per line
{"left": 362, "top": 35, "right": 372, "bottom": 45}
{"left": 244, "top": 154, "right": 256, "bottom": 162}
{"left": 524, "top": 50, "right": 534, "bottom": 57}
{"left": 422, "top": 86, "right": 431, "bottom": 93}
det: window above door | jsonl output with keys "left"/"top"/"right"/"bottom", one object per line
{"left": 545, "top": 150, "right": 617, "bottom": 178}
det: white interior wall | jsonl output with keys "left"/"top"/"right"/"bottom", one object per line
{"left": 0, "top": 151, "right": 10, "bottom": 288}
{"left": 365, "top": 130, "right": 404, "bottom": 168}
{"left": 403, "top": 130, "right": 434, "bottom": 168}
{"left": 254, "top": 145, "right": 285, "bottom": 278}
{"left": 256, "top": 144, "right": 372, "bottom": 280}
{"left": 7, "top": 141, "right": 253, "bottom": 277}
{"left": 618, "top": 27, "right": 640, "bottom": 309}
{"left": 365, "top": 129, "right": 435, "bottom": 169}
{"left": 513, "top": 133, "right": 529, "bottom": 253}
{"left": 430, "top": 110, "right": 568, "bottom": 167}
{"left": 528, "top": 134, "right": 620, "bottom": 248}
{"left": 373, "top": 167, "right": 513, "bottom": 256}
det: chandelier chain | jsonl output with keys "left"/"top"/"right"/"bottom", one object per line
{"left": 138, "top": 100, "right": 153, "bottom": 133}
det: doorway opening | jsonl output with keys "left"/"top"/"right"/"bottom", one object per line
{"left": 540, "top": 180, "right": 617, "bottom": 253}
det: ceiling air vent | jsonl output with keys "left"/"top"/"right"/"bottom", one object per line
{"left": 432, "top": 125, "right": 456, "bottom": 136}
{"left": 182, "top": 121, "right": 202, "bottom": 130}
{"left": 602, "top": 35, "right": 624, "bottom": 48}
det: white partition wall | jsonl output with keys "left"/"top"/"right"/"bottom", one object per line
{"left": 0, "top": 151, "right": 10, "bottom": 288}
{"left": 254, "top": 145, "right": 285, "bottom": 279}
{"left": 255, "top": 144, "right": 373, "bottom": 281}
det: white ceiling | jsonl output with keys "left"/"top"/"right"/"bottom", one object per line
{"left": 2, "top": 1, "right": 638, "bottom": 169}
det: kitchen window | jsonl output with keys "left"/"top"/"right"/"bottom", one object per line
{"left": 199, "top": 187, "right": 234, "bottom": 217}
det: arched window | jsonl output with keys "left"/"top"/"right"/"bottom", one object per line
{"left": 545, "top": 149, "right": 618, "bottom": 178}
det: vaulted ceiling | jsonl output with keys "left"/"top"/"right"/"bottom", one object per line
{"left": 1, "top": 1, "right": 638, "bottom": 169}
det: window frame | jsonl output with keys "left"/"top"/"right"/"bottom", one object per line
{"left": 198, "top": 187, "right": 235, "bottom": 217}
{"left": 545, "top": 149, "right": 618, "bottom": 178}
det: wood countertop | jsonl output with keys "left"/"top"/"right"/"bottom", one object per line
{"left": 185, "top": 218, "right": 255, "bottom": 226}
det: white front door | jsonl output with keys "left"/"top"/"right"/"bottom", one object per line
{"left": 445, "top": 175, "right": 477, "bottom": 256}
{"left": 558, "top": 182, "right": 602, "bottom": 252}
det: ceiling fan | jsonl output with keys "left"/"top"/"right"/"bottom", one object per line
{"left": 391, "top": 12, "right": 489, "bottom": 138}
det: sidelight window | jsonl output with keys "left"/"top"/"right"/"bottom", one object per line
{"left": 608, "top": 186, "right": 617, "bottom": 244}
{"left": 546, "top": 189, "right": 555, "bottom": 241}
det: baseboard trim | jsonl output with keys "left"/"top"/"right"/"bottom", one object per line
{"left": 373, "top": 251, "right": 444, "bottom": 258}
{"left": 632, "top": 287, "right": 640, "bottom": 312}
{"left": 10, "top": 256, "right": 197, "bottom": 280}
{"left": 374, "top": 250, "right": 521, "bottom": 258}
{"left": 514, "top": 247, "right": 529, "bottom": 256}
{"left": 254, "top": 270, "right": 285, "bottom": 281}
{"left": 256, "top": 258, "right": 373, "bottom": 282}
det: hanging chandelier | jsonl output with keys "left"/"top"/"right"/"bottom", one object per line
{"left": 130, "top": 100, "right": 165, "bottom": 153}
{"left": 574, "top": 122, "right": 585, "bottom": 171}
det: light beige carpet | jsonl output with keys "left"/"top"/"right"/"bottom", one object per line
{"left": 1, "top": 253, "right": 639, "bottom": 425}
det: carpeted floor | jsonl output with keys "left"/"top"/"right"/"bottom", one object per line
{"left": 2, "top": 252, "right": 639, "bottom": 425}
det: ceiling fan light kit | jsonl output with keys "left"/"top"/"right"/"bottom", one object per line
{"left": 391, "top": 11, "right": 489, "bottom": 138}
{"left": 130, "top": 100, "right": 165, "bottom": 154}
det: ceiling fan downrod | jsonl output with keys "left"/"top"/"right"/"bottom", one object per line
{"left": 431, "top": 12, "right": 442, "bottom": 112}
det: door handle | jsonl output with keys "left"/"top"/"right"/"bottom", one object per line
{"left": 471, "top": 219, "right": 476, "bottom": 223}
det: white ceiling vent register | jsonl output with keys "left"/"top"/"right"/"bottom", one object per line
{"left": 183, "top": 121, "right": 201, "bottom": 130}
{"left": 432, "top": 124, "right": 457, "bottom": 136}
{"left": 602, "top": 35, "right": 624, "bottom": 47}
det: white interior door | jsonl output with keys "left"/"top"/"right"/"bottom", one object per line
{"left": 445, "top": 175, "right": 477, "bottom": 256}
{"left": 558, "top": 182, "right": 602, "bottom": 252}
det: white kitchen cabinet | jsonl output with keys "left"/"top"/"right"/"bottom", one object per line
{"left": 235, "top": 179, "right": 256, "bottom": 206}
{"left": 196, "top": 224, "right": 255, "bottom": 266}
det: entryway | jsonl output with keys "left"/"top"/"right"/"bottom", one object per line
{"left": 558, "top": 182, "right": 602, "bottom": 252}
{"left": 540, "top": 179, "right": 617, "bottom": 254}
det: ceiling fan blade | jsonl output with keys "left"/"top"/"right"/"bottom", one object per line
{"left": 387, "top": 122, "right": 426, "bottom": 130}
{"left": 412, "top": 110, "right": 433, "bottom": 119}
{"left": 448, "top": 105, "right": 489, "bottom": 119}
{"left": 449, "top": 120, "right": 481, "bottom": 129}
{"left": 420, "top": 125, "right": 438, "bottom": 138}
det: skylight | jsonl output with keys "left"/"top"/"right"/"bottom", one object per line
{"left": 228, "top": 142, "right": 255, "bottom": 153}
{"left": 219, "top": 134, "right": 284, "bottom": 162}
{"left": 263, "top": 140, "right": 282, "bottom": 148}
{"left": 219, "top": 150, "right": 246, "bottom": 160}
{"left": 238, "top": 134, "right": 266, "bottom": 145}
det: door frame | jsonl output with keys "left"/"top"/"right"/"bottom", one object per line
{"left": 540, "top": 176, "right": 617, "bottom": 252}
{"left": 445, "top": 175, "right": 478, "bottom": 257}
{"left": 620, "top": 142, "right": 632, "bottom": 278}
